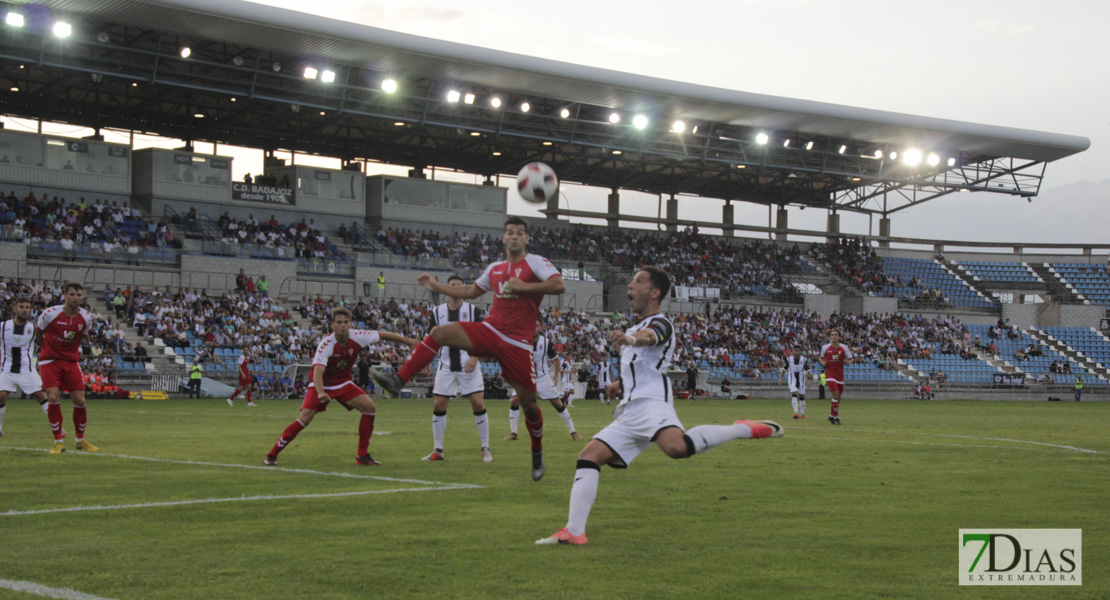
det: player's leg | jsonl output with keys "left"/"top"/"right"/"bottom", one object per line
{"left": 512, "top": 381, "right": 546, "bottom": 480}
{"left": 828, "top": 382, "right": 842, "bottom": 425}
{"left": 797, "top": 393, "right": 806, "bottom": 418}
{"left": 0, "top": 390, "right": 7, "bottom": 436}
{"left": 675, "top": 418, "right": 783, "bottom": 457}
{"left": 266, "top": 386, "right": 325, "bottom": 464}
{"left": 395, "top": 322, "right": 474, "bottom": 384}
{"left": 790, "top": 391, "right": 799, "bottom": 418}
{"left": 345, "top": 394, "right": 379, "bottom": 465}
{"left": 536, "top": 438, "right": 619, "bottom": 546}
{"left": 465, "top": 389, "right": 492, "bottom": 461}
{"left": 505, "top": 392, "right": 520, "bottom": 440}
{"left": 425, "top": 393, "right": 449, "bottom": 461}
{"left": 547, "top": 396, "right": 582, "bottom": 440}
{"left": 66, "top": 364, "right": 97, "bottom": 451}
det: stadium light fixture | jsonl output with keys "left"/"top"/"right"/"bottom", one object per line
{"left": 53, "top": 21, "right": 72, "bottom": 38}
{"left": 559, "top": 108, "right": 570, "bottom": 118}
{"left": 10, "top": 87, "right": 18, "bottom": 92}
{"left": 903, "top": 149, "right": 922, "bottom": 166}
{"left": 947, "top": 157, "right": 956, "bottom": 167}
{"left": 463, "top": 93, "right": 475, "bottom": 104}
{"left": 926, "top": 152, "right": 940, "bottom": 166}
{"left": 232, "top": 55, "right": 244, "bottom": 67}
{"left": 783, "top": 139, "right": 791, "bottom": 148}
{"left": 736, "top": 164, "right": 746, "bottom": 169}
{"left": 393, "top": 122, "right": 405, "bottom": 126}
{"left": 492, "top": 151, "right": 501, "bottom": 156}
{"left": 889, "top": 151, "right": 898, "bottom": 160}
{"left": 303, "top": 67, "right": 318, "bottom": 80}
{"left": 447, "top": 90, "right": 461, "bottom": 102}
{"left": 838, "top": 145, "right": 847, "bottom": 154}
{"left": 471, "top": 131, "right": 481, "bottom": 137}
{"left": 272, "top": 62, "right": 282, "bottom": 73}
{"left": 490, "top": 97, "right": 502, "bottom": 108}
{"left": 755, "top": 133, "right": 769, "bottom": 145}
{"left": 193, "top": 112, "right": 204, "bottom": 118}
{"left": 180, "top": 47, "right": 191, "bottom": 58}
{"left": 542, "top": 141, "right": 553, "bottom": 146}
{"left": 520, "top": 102, "right": 530, "bottom": 112}
{"left": 691, "top": 125, "right": 699, "bottom": 134}
{"left": 6, "top": 12, "right": 24, "bottom": 27}
{"left": 97, "top": 31, "right": 110, "bottom": 43}
{"left": 381, "top": 79, "right": 398, "bottom": 93}
{"left": 805, "top": 141, "right": 814, "bottom": 150}
{"left": 609, "top": 113, "right": 621, "bottom": 124}
{"left": 874, "top": 149, "right": 884, "bottom": 159}
{"left": 671, "top": 120, "right": 685, "bottom": 133}
{"left": 319, "top": 111, "right": 326, "bottom": 116}
{"left": 612, "top": 150, "right": 622, "bottom": 155}
{"left": 633, "top": 115, "right": 648, "bottom": 130}
{"left": 321, "top": 70, "right": 336, "bottom": 83}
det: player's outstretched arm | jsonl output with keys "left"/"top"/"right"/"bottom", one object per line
{"left": 417, "top": 273, "right": 485, "bottom": 299}
{"left": 379, "top": 331, "right": 421, "bottom": 349}
{"left": 504, "top": 275, "right": 566, "bottom": 296}
{"left": 608, "top": 328, "right": 657, "bottom": 351}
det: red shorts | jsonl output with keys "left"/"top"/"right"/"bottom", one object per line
{"left": 301, "top": 381, "right": 367, "bottom": 412}
{"left": 458, "top": 322, "right": 536, "bottom": 393}
{"left": 40, "top": 361, "right": 84, "bottom": 393}
{"left": 239, "top": 373, "right": 251, "bottom": 387}
{"left": 826, "top": 379, "right": 845, "bottom": 395}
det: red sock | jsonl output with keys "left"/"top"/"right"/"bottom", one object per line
{"left": 73, "top": 406, "right": 88, "bottom": 440}
{"left": 246, "top": 389, "right": 252, "bottom": 402}
{"left": 47, "top": 403, "right": 64, "bottom": 441}
{"left": 399, "top": 336, "right": 441, "bottom": 382}
{"left": 524, "top": 408, "right": 544, "bottom": 452}
{"left": 831, "top": 401, "right": 840, "bottom": 417}
{"left": 358, "top": 413, "right": 376, "bottom": 456}
{"left": 229, "top": 390, "right": 240, "bottom": 400}
{"left": 270, "top": 419, "right": 307, "bottom": 457}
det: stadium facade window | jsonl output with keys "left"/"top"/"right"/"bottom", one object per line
{"left": 0, "top": 131, "right": 45, "bottom": 168}
{"left": 152, "top": 152, "right": 230, "bottom": 187}
{"left": 43, "top": 138, "right": 127, "bottom": 176}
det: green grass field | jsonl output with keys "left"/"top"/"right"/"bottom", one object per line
{"left": 2, "top": 396, "right": 1107, "bottom": 600}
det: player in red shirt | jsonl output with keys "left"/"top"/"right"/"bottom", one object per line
{"left": 819, "top": 329, "right": 854, "bottom": 425}
{"left": 35, "top": 282, "right": 98, "bottom": 453}
{"left": 372, "top": 216, "right": 565, "bottom": 480}
{"left": 227, "top": 349, "right": 255, "bottom": 406}
{"left": 263, "top": 307, "right": 418, "bottom": 466}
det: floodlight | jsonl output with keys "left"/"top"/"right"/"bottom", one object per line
{"left": 381, "top": 79, "right": 397, "bottom": 93}
{"left": 321, "top": 70, "right": 336, "bottom": 83}
{"left": 542, "top": 141, "right": 553, "bottom": 146}
{"left": 232, "top": 56, "right": 244, "bottom": 67}
{"left": 805, "top": 141, "right": 814, "bottom": 150}
{"left": 303, "top": 67, "right": 318, "bottom": 80}
{"left": 889, "top": 151, "right": 898, "bottom": 160}
{"left": 96, "top": 31, "right": 110, "bottom": 43}
{"left": 691, "top": 125, "right": 698, "bottom": 134}
{"left": 490, "top": 97, "right": 502, "bottom": 108}
{"left": 492, "top": 151, "right": 501, "bottom": 156}
{"left": 520, "top": 102, "right": 530, "bottom": 112}
{"left": 874, "top": 149, "right": 883, "bottom": 159}
{"left": 783, "top": 139, "right": 791, "bottom": 148}
{"left": 947, "top": 157, "right": 956, "bottom": 167}
{"left": 838, "top": 145, "right": 847, "bottom": 154}
{"left": 609, "top": 113, "right": 620, "bottom": 124}
{"left": 180, "top": 47, "right": 191, "bottom": 58}
{"left": 471, "top": 132, "right": 481, "bottom": 136}
{"left": 755, "top": 133, "right": 769, "bottom": 145}
{"left": 633, "top": 115, "right": 648, "bottom": 129}
{"left": 926, "top": 152, "right": 940, "bottom": 166}
{"left": 10, "top": 87, "right": 18, "bottom": 92}
{"left": 53, "top": 21, "right": 72, "bottom": 38}
{"left": 6, "top": 12, "right": 24, "bottom": 27}
{"left": 393, "top": 122, "right": 405, "bottom": 126}
{"left": 272, "top": 62, "right": 282, "bottom": 72}
{"left": 447, "top": 90, "right": 461, "bottom": 102}
{"left": 560, "top": 108, "right": 570, "bottom": 118}
{"left": 193, "top": 112, "right": 204, "bottom": 119}
{"left": 903, "top": 149, "right": 922, "bottom": 166}
{"left": 671, "top": 120, "right": 686, "bottom": 133}
{"left": 612, "top": 150, "right": 622, "bottom": 155}
{"left": 463, "top": 93, "right": 475, "bottom": 104}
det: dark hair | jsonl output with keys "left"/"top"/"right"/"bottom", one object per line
{"left": 504, "top": 215, "right": 529, "bottom": 234}
{"left": 64, "top": 282, "right": 83, "bottom": 294}
{"left": 14, "top": 296, "right": 32, "bottom": 306}
{"left": 447, "top": 274, "right": 465, "bottom": 284}
{"left": 640, "top": 266, "right": 672, "bottom": 302}
{"left": 330, "top": 307, "right": 353, "bottom": 322}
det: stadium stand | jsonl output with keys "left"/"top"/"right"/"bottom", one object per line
{"left": 1049, "top": 263, "right": 1110, "bottom": 306}
{"left": 954, "top": 260, "right": 1043, "bottom": 286}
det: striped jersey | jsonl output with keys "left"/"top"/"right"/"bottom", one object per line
{"left": 785, "top": 355, "right": 809, "bottom": 375}
{"left": 533, "top": 333, "right": 556, "bottom": 377}
{"left": 615, "top": 313, "right": 677, "bottom": 410}
{"left": 431, "top": 301, "right": 482, "bottom": 372}
{"left": 0, "top": 319, "right": 37, "bottom": 374}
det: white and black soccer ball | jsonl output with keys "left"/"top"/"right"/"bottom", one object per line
{"left": 516, "top": 162, "right": 559, "bottom": 204}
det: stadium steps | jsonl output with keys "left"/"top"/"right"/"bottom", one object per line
{"left": 935, "top": 259, "right": 997, "bottom": 307}
{"left": 799, "top": 255, "right": 864, "bottom": 295}
{"left": 1027, "top": 327, "right": 1109, "bottom": 381}
{"left": 93, "top": 297, "right": 181, "bottom": 377}
{"left": 1028, "top": 263, "right": 1084, "bottom": 304}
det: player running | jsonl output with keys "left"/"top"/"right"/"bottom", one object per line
{"left": 536, "top": 267, "right": 782, "bottom": 546}
{"left": 506, "top": 323, "right": 583, "bottom": 442}
{"left": 0, "top": 297, "right": 50, "bottom": 437}
{"left": 373, "top": 216, "right": 565, "bottom": 481}
{"left": 227, "top": 348, "right": 254, "bottom": 406}
{"left": 778, "top": 344, "right": 810, "bottom": 419}
{"left": 422, "top": 275, "right": 492, "bottom": 463}
{"left": 819, "top": 329, "right": 854, "bottom": 425}
{"left": 263, "top": 308, "right": 417, "bottom": 466}
{"left": 36, "top": 283, "right": 99, "bottom": 453}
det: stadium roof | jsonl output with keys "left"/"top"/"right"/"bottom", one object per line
{"left": 0, "top": 0, "right": 1091, "bottom": 216}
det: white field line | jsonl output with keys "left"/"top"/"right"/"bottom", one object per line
{"left": 5, "top": 447, "right": 473, "bottom": 485}
{"left": 1, "top": 486, "right": 478, "bottom": 517}
{"left": 786, "top": 432, "right": 1106, "bottom": 455}
{"left": 0, "top": 578, "right": 119, "bottom": 600}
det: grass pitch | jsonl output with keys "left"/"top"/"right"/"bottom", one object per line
{"left": 1, "top": 396, "right": 1107, "bottom": 599}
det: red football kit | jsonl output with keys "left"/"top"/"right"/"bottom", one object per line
{"left": 820, "top": 342, "right": 853, "bottom": 394}
{"left": 301, "top": 330, "right": 380, "bottom": 412}
{"left": 37, "top": 305, "right": 94, "bottom": 392}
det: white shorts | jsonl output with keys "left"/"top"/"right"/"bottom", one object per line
{"left": 561, "top": 379, "right": 574, "bottom": 394}
{"left": 787, "top": 372, "right": 807, "bottom": 396}
{"left": 593, "top": 399, "right": 685, "bottom": 469}
{"left": 0, "top": 371, "right": 44, "bottom": 394}
{"left": 536, "top": 373, "right": 560, "bottom": 401}
{"left": 432, "top": 368, "right": 484, "bottom": 398}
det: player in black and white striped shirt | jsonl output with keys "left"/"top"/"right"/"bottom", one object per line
{"left": 506, "top": 323, "right": 583, "bottom": 442}
{"left": 537, "top": 267, "right": 783, "bottom": 546}
{"left": 422, "top": 275, "right": 492, "bottom": 463}
{"left": 0, "top": 297, "right": 50, "bottom": 437}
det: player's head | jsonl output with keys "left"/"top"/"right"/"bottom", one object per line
{"left": 793, "top": 344, "right": 803, "bottom": 354}
{"left": 64, "top": 282, "right": 84, "bottom": 308}
{"left": 447, "top": 274, "right": 465, "bottom": 286}
{"left": 502, "top": 216, "right": 529, "bottom": 253}
{"left": 13, "top": 297, "right": 32, "bottom": 322}
{"left": 829, "top": 329, "right": 841, "bottom": 343}
{"left": 628, "top": 266, "right": 671, "bottom": 316}
{"left": 330, "top": 306, "right": 352, "bottom": 336}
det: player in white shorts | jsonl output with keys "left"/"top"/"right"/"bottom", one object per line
{"left": 778, "top": 345, "right": 810, "bottom": 419}
{"left": 555, "top": 354, "right": 574, "bottom": 404}
{"left": 506, "top": 323, "right": 583, "bottom": 441}
{"left": 537, "top": 267, "right": 782, "bottom": 546}
{"left": 597, "top": 358, "right": 615, "bottom": 405}
{"left": 0, "top": 297, "right": 50, "bottom": 437}
{"left": 423, "top": 275, "right": 492, "bottom": 463}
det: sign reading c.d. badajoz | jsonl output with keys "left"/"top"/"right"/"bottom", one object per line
{"left": 232, "top": 182, "right": 294, "bottom": 204}
{"left": 959, "top": 529, "right": 1081, "bottom": 585}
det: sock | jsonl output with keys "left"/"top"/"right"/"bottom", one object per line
{"left": 565, "top": 460, "right": 600, "bottom": 536}
{"left": 40, "top": 400, "right": 49, "bottom": 414}
{"left": 791, "top": 395, "right": 799, "bottom": 414}
{"left": 0, "top": 402, "right": 5, "bottom": 432}
{"left": 399, "top": 336, "right": 441, "bottom": 383}
{"left": 509, "top": 405, "right": 519, "bottom": 435}
{"left": 229, "top": 390, "right": 240, "bottom": 400}
{"left": 831, "top": 400, "right": 840, "bottom": 417}
{"left": 524, "top": 407, "right": 544, "bottom": 452}
{"left": 73, "top": 406, "right": 88, "bottom": 442}
{"left": 47, "top": 403, "right": 64, "bottom": 440}
{"left": 473, "top": 409, "right": 489, "bottom": 448}
{"left": 684, "top": 422, "right": 759, "bottom": 455}
{"left": 556, "top": 403, "right": 576, "bottom": 434}
{"left": 270, "top": 419, "right": 307, "bottom": 457}
{"left": 246, "top": 389, "right": 252, "bottom": 402}
{"left": 799, "top": 399, "right": 806, "bottom": 416}
{"left": 358, "top": 413, "right": 376, "bottom": 456}
{"left": 432, "top": 409, "right": 447, "bottom": 451}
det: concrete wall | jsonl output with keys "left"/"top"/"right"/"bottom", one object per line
{"left": 804, "top": 293, "right": 840, "bottom": 319}
{"left": 1059, "top": 304, "right": 1107, "bottom": 329}
{"left": 840, "top": 295, "right": 898, "bottom": 315}
{"left": 179, "top": 254, "right": 296, "bottom": 294}
{"left": 1002, "top": 303, "right": 1038, "bottom": 328}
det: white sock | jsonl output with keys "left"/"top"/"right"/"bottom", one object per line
{"left": 799, "top": 399, "right": 806, "bottom": 416}
{"left": 556, "top": 404, "right": 576, "bottom": 434}
{"left": 0, "top": 403, "right": 5, "bottom": 431}
{"left": 791, "top": 396, "right": 799, "bottom": 414}
{"left": 509, "top": 406, "right": 519, "bottom": 435}
{"left": 431, "top": 410, "right": 446, "bottom": 451}
{"left": 685, "top": 423, "right": 756, "bottom": 454}
{"left": 566, "top": 462, "right": 600, "bottom": 536}
{"left": 473, "top": 410, "right": 490, "bottom": 448}
{"left": 41, "top": 402, "right": 49, "bottom": 414}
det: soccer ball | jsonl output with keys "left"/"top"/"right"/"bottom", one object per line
{"left": 516, "top": 162, "right": 559, "bottom": 204}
